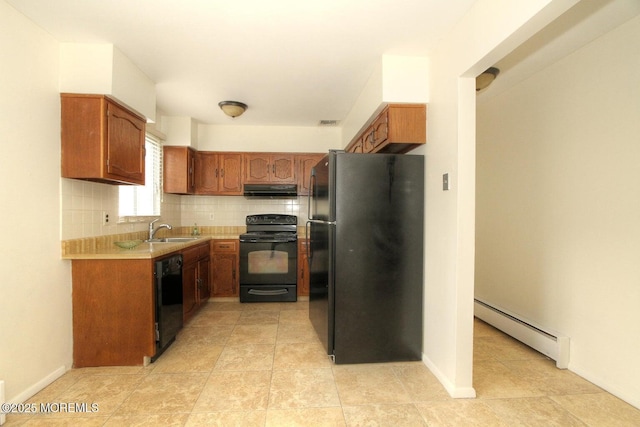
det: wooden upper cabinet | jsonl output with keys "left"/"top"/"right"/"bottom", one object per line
{"left": 164, "top": 150, "right": 324, "bottom": 195}
{"left": 195, "top": 152, "right": 243, "bottom": 195}
{"left": 61, "top": 94, "right": 146, "bottom": 185}
{"left": 219, "top": 153, "right": 243, "bottom": 193}
{"left": 297, "top": 153, "right": 325, "bottom": 196}
{"left": 163, "top": 146, "right": 196, "bottom": 194}
{"left": 244, "top": 153, "right": 295, "bottom": 184}
{"left": 345, "top": 103, "right": 426, "bottom": 154}
{"left": 195, "top": 152, "right": 218, "bottom": 194}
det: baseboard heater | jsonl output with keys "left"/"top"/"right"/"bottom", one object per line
{"left": 474, "top": 298, "right": 569, "bottom": 369}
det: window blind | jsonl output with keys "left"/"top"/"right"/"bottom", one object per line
{"left": 118, "top": 134, "right": 163, "bottom": 217}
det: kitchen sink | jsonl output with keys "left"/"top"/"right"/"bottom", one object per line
{"left": 146, "top": 237, "right": 201, "bottom": 243}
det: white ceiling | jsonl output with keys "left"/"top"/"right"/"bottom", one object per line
{"left": 7, "top": 0, "right": 640, "bottom": 127}
{"left": 478, "top": 0, "right": 640, "bottom": 103}
{"left": 6, "top": 0, "right": 476, "bottom": 126}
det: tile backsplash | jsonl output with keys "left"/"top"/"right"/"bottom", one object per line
{"left": 60, "top": 178, "right": 308, "bottom": 240}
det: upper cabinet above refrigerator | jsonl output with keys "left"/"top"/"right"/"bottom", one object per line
{"left": 344, "top": 103, "right": 426, "bottom": 154}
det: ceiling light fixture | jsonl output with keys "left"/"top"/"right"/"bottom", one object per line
{"left": 218, "top": 101, "right": 247, "bottom": 118}
{"left": 476, "top": 67, "right": 500, "bottom": 92}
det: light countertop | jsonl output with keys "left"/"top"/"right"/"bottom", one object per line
{"left": 62, "top": 232, "right": 242, "bottom": 260}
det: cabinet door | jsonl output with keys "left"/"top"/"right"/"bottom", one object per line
{"left": 351, "top": 136, "right": 365, "bottom": 153}
{"left": 182, "top": 261, "right": 198, "bottom": 323}
{"left": 362, "top": 126, "right": 376, "bottom": 153}
{"left": 371, "top": 109, "right": 389, "bottom": 150}
{"left": 270, "top": 154, "right": 296, "bottom": 183}
{"left": 244, "top": 153, "right": 271, "bottom": 183}
{"left": 244, "top": 153, "right": 295, "bottom": 183}
{"left": 195, "top": 152, "right": 219, "bottom": 194}
{"left": 164, "top": 146, "right": 196, "bottom": 194}
{"left": 211, "top": 253, "right": 238, "bottom": 297}
{"left": 218, "top": 153, "right": 243, "bottom": 194}
{"left": 297, "top": 239, "right": 310, "bottom": 296}
{"left": 198, "top": 258, "right": 211, "bottom": 303}
{"left": 61, "top": 94, "right": 146, "bottom": 185}
{"left": 297, "top": 154, "right": 324, "bottom": 196}
{"left": 211, "top": 240, "right": 238, "bottom": 297}
{"left": 105, "top": 100, "right": 146, "bottom": 184}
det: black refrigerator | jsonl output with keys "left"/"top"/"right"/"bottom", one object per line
{"left": 306, "top": 150, "right": 424, "bottom": 364}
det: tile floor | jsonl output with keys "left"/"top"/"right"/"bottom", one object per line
{"left": 5, "top": 300, "right": 640, "bottom": 426}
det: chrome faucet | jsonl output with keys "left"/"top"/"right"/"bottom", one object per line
{"left": 149, "top": 218, "right": 173, "bottom": 240}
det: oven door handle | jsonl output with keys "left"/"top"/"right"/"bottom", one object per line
{"left": 247, "top": 289, "right": 289, "bottom": 296}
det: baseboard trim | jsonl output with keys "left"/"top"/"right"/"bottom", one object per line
{"left": 8, "top": 366, "right": 66, "bottom": 405}
{"left": 569, "top": 363, "right": 640, "bottom": 410}
{"left": 422, "top": 353, "right": 476, "bottom": 398}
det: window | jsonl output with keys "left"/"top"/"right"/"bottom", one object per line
{"left": 119, "top": 134, "right": 163, "bottom": 218}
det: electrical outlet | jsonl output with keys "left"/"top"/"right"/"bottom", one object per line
{"left": 209, "top": 213, "right": 215, "bottom": 220}
{"left": 102, "top": 211, "right": 110, "bottom": 225}
{"left": 443, "top": 173, "right": 449, "bottom": 191}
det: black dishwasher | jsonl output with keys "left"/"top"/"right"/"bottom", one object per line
{"left": 152, "top": 254, "right": 183, "bottom": 361}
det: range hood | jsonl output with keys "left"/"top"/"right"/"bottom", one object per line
{"left": 243, "top": 183, "right": 298, "bottom": 198}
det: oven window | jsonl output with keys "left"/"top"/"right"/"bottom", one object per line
{"left": 248, "top": 250, "right": 289, "bottom": 274}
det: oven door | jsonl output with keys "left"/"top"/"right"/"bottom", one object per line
{"left": 239, "top": 239, "right": 297, "bottom": 285}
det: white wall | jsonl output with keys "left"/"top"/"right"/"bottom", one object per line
{"left": 341, "top": 55, "right": 429, "bottom": 146}
{"left": 421, "top": 0, "right": 579, "bottom": 397}
{"left": 0, "top": 0, "right": 72, "bottom": 402}
{"left": 59, "top": 43, "right": 156, "bottom": 121}
{"left": 476, "top": 14, "right": 640, "bottom": 407}
{"left": 197, "top": 124, "right": 341, "bottom": 152}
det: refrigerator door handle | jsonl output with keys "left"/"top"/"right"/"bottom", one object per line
{"left": 307, "top": 170, "right": 316, "bottom": 220}
{"left": 305, "top": 221, "right": 312, "bottom": 262}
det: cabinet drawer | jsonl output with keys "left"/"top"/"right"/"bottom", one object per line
{"left": 212, "top": 240, "right": 238, "bottom": 252}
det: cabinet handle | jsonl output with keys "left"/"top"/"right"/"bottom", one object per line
{"left": 272, "top": 164, "right": 275, "bottom": 174}
{"left": 215, "top": 168, "right": 219, "bottom": 178}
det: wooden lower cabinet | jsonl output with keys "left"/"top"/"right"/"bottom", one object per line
{"left": 71, "top": 241, "right": 216, "bottom": 367}
{"left": 71, "top": 259, "right": 156, "bottom": 367}
{"left": 297, "top": 239, "right": 310, "bottom": 296}
{"left": 211, "top": 240, "right": 239, "bottom": 297}
{"left": 182, "top": 242, "right": 211, "bottom": 323}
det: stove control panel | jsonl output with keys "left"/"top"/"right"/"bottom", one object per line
{"left": 245, "top": 214, "right": 297, "bottom": 225}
